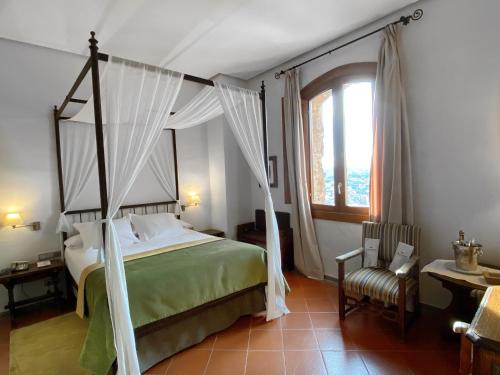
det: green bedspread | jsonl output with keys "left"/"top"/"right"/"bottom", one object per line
{"left": 79, "top": 239, "right": 268, "bottom": 375}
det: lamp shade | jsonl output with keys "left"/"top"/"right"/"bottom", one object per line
{"left": 187, "top": 193, "right": 201, "bottom": 206}
{"left": 5, "top": 212, "right": 23, "bottom": 226}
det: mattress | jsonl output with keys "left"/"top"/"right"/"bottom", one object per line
{"left": 65, "top": 228, "right": 214, "bottom": 284}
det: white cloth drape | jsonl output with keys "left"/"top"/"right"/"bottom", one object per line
{"left": 215, "top": 82, "right": 288, "bottom": 321}
{"left": 67, "top": 81, "right": 223, "bottom": 130}
{"left": 167, "top": 86, "right": 223, "bottom": 129}
{"left": 56, "top": 122, "right": 97, "bottom": 233}
{"left": 149, "top": 131, "right": 180, "bottom": 213}
{"left": 103, "top": 56, "right": 183, "bottom": 375}
{"left": 284, "top": 69, "right": 324, "bottom": 279}
{"left": 369, "top": 24, "right": 414, "bottom": 225}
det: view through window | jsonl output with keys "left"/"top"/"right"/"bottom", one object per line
{"left": 302, "top": 63, "right": 375, "bottom": 222}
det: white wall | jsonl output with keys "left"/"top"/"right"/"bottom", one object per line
{"left": 248, "top": 0, "right": 500, "bottom": 308}
{"left": 0, "top": 39, "right": 87, "bottom": 307}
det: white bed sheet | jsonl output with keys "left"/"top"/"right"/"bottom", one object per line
{"left": 65, "top": 229, "right": 214, "bottom": 285}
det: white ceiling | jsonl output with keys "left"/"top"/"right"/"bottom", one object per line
{"left": 0, "top": 0, "right": 417, "bottom": 79}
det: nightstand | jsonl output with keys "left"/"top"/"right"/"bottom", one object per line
{"left": 199, "top": 229, "right": 225, "bottom": 238}
{"left": 0, "top": 258, "right": 64, "bottom": 324}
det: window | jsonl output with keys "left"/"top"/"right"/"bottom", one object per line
{"left": 301, "top": 63, "right": 376, "bottom": 223}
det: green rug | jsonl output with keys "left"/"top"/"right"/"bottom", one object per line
{"left": 10, "top": 313, "right": 93, "bottom": 375}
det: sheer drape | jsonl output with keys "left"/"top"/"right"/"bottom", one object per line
{"left": 167, "top": 86, "right": 223, "bottom": 129}
{"left": 284, "top": 69, "right": 324, "bottom": 279}
{"left": 149, "top": 131, "right": 180, "bottom": 213}
{"left": 56, "top": 122, "right": 97, "bottom": 233}
{"left": 369, "top": 24, "right": 414, "bottom": 225}
{"left": 103, "top": 56, "right": 183, "bottom": 375}
{"left": 67, "top": 81, "right": 224, "bottom": 130}
{"left": 215, "top": 82, "right": 288, "bottom": 321}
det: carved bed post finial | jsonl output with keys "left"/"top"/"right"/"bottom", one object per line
{"left": 89, "top": 31, "right": 98, "bottom": 48}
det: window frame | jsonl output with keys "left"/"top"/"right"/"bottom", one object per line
{"left": 301, "top": 62, "right": 377, "bottom": 224}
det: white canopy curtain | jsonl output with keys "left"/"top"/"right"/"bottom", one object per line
{"left": 149, "top": 130, "right": 180, "bottom": 213}
{"left": 167, "top": 86, "right": 223, "bottom": 129}
{"left": 215, "top": 82, "right": 289, "bottom": 320}
{"left": 56, "top": 122, "right": 97, "bottom": 233}
{"left": 102, "top": 56, "right": 183, "bottom": 375}
{"left": 66, "top": 74, "right": 224, "bottom": 129}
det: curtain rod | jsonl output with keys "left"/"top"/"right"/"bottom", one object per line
{"left": 274, "top": 8, "right": 423, "bottom": 79}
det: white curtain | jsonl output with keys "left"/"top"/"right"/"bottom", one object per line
{"left": 67, "top": 81, "right": 224, "bottom": 130}
{"left": 369, "top": 24, "right": 414, "bottom": 225}
{"left": 284, "top": 69, "right": 324, "bottom": 279}
{"left": 215, "top": 82, "right": 288, "bottom": 321}
{"left": 56, "top": 122, "right": 97, "bottom": 233}
{"left": 149, "top": 130, "right": 180, "bottom": 213}
{"left": 167, "top": 86, "right": 223, "bottom": 129}
{"left": 103, "top": 56, "right": 183, "bottom": 375}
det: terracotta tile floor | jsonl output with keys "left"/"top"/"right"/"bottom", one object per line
{"left": 0, "top": 271, "right": 460, "bottom": 375}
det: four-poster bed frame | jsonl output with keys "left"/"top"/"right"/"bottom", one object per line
{"left": 54, "top": 32, "right": 268, "bottom": 241}
{"left": 53, "top": 31, "right": 270, "bottom": 374}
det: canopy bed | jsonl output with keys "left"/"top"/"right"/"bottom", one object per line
{"left": 53, "top": 32, "right": 288, "bottom": 375}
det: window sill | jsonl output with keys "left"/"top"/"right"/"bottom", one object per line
{"left": 311, "top": 208, "right": 368, "bottom": 224}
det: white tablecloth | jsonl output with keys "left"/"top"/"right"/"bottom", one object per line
{"left": 421, "top": 259, "right": 495, "bottom": 289}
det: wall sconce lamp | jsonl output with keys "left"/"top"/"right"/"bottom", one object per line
{"left": 181, "top": 192, "right": 201, "bottom": 211}
{"left": 4, "top": 212, "right": 41, "bottom": 231}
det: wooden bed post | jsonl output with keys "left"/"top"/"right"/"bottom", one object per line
{"left": 172, "top": 129, "right": 181, "bottom": 218}
{"left": 172, "top": 130, "right": 180, "bottom": 202}
{"left": 88, "top": 32, "right": 109, "bottom": 242}
{"left": 53, "top": 106, "right": 67, "bottom": 242}
{"left": 260, "top": 81, "right": 268, "bottom": 177}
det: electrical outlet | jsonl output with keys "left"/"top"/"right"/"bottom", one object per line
{"left": 38, "top": 251, "right": 61, "bottom": 261}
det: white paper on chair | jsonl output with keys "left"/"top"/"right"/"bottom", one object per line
{"left": 389, "top": 242, "right": 414, "bottom": 273}
{"left": 364, "top": 238, "right": 380, "bottom": 267}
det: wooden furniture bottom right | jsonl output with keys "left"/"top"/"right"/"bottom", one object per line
{"left": 454, "top": 286, "right": 500, "bottom": 375}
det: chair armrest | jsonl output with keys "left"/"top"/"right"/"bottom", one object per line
{"left": 395, "top": 255, "right": 419, "bottom": 278}
{"left": 336, "top": 248, "right": 363, "bottom": 263}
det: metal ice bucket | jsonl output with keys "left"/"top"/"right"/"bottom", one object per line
{"left": 452, "top": 241, "right": 483, "bottom": 271}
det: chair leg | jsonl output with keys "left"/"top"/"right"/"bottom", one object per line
{"left": 414, "top": 290, "right": 421, "bottom": 317}
{"left": 338, "top": 262, "right": 346, "bottom": 320}
{"left": 398, "top": 277, "right": 406, "bottom": 340}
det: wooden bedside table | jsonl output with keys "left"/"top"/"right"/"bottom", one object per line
{"left": 199, "top": 229, "right": 225, "bottom": 238}
{"left": 0, "top": 258, "right": 64, "bottom": 324}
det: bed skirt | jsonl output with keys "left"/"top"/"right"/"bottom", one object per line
{"left": 136, "top": 286, "right": 266, "bottom": 373}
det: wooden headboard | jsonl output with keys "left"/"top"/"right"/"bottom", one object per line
{"left": 63, "top": 200, "right": 178, "bottom": 239}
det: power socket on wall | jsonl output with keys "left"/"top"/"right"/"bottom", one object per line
{"left": 38, "top": 251, "right": 61, "bottom": 261}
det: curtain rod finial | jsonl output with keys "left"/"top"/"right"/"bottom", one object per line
{"left": 274, "top": 71, "right": 284, "bottom": 80}
{"left": 412, "top": 9, "right": 423, "bottom": 21}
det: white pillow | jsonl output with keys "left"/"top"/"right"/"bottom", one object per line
{"left": 389, "top": 242, "right": 414, "bottom": 273}
{"left": 363, "top": 238, "right": 380, "bottom": 267}
{"left": 113, "top": 217, "right": 139, "bottom": 247}
{"left": 129, "top": 213, "right": 184, "bottom": 241}
{"left": 73, "top": 221, "right": 101, "bottom": 251}
{"left": 64, "top": 234, "right": 83, "bottom": 249}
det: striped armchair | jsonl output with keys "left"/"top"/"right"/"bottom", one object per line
{"left": 336, "top": 222, "right": 421, "bottom": 338}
